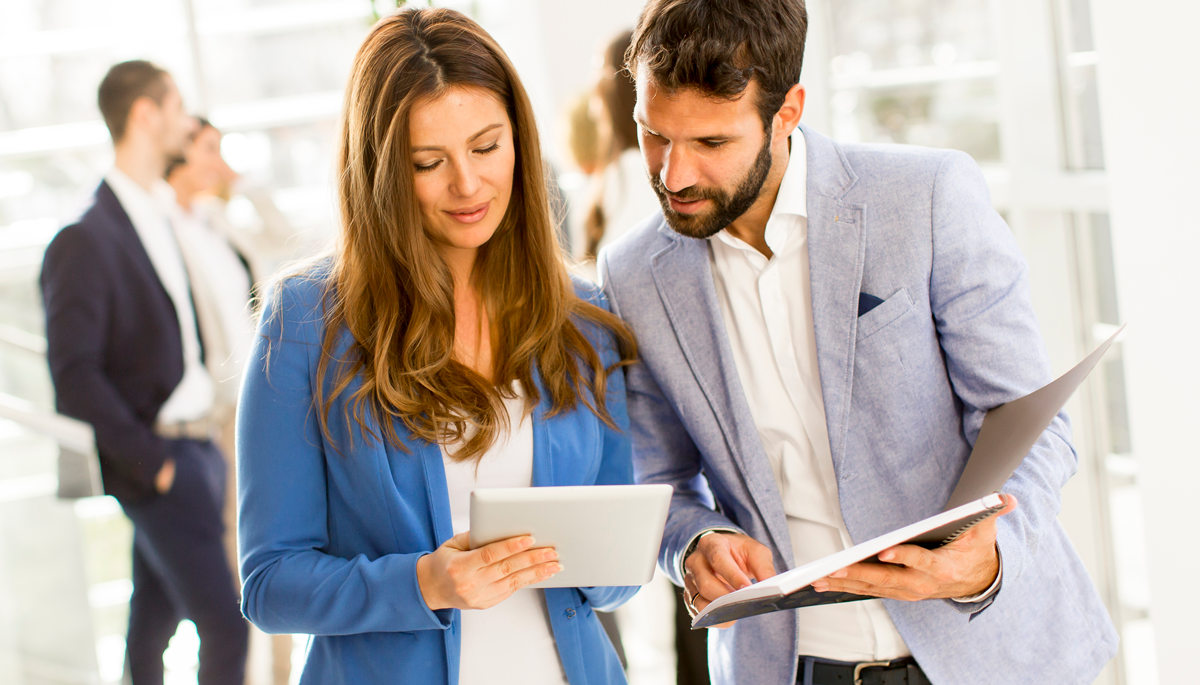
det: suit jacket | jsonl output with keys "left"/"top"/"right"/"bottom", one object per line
{"left": 236, "top": 267, "right": 636, "bottom": 685}
{"left": 41, "top": 181, "right": 185, "bottom": 503}
{"left": 598, "top": 126, "right": 1118, "bottom": 685}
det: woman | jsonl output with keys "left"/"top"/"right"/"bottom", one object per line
{"left": 237, "top": 8, "right": 637, "bottom": 684}
{"left": 581, "top": 30, "right": 660, "bottom": 261}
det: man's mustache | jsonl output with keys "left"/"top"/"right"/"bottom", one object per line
{"left": 649, "top": 175, "right": 724, "bottom": 203}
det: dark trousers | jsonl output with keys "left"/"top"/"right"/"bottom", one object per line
{"left": 120, "top": 438, "right": 248, "bottom": 685}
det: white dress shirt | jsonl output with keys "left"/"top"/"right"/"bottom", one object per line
{"left": 104, "top": 168, "right": 215, "bottom": 424}
{"left": 441, "top": 388, "right": 568, "bottom": 685}
{"left": 708, "top": 131, "right": 912, "bottom": 662}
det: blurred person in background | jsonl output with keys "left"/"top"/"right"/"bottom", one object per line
{"left": 165, "top": 118, "right": 255, "bottom": 425}
{"left": 40, "top": 60, "right": 249, "bottom": 685}
{"left": 582, "top": 30, "right": 660, "bottom": 263}
{"left": 600, "top": 0, "right": 1118, "bottom": 684}
{"left": 236, "top": 8, "right": 640, "bottom": 684}
{"left": 166, "top": 119, "right": 298, "bottom": 685}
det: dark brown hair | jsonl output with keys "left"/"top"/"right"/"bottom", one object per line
{"left": 312, "top": 7, "right": 635, "bottom": 462}
{"left": 98, "top": 60, "right": 170, "bottom": 142}
{"left": 584, "top": 30, "right": 639, "bottom": 259}
{"left": 627, "top": 0, "right": 808, "bottom": 131}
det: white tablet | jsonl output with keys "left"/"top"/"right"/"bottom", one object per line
{"left": 469, "top": 484, "right": 673, "bottom": 589}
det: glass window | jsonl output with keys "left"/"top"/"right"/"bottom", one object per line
{"left": 826, "top": 0, "right": 1002, "bottom": 162}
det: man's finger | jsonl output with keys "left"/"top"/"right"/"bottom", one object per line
{"left": 706, "top": 543, "right": 755, "bottom": 590}
{"left": 690, "top": 549, "right": 738, "bottom": 599}
{"left": 876, "top": 544, "right": 935, "bottom": 572}
{"left": 741, "top": 539, "right": 778, "bottom": 583}
{"left": 829, "top": 560, "right": 911, "bottom": 590}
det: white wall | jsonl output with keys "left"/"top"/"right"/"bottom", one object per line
{"left": 1091, "top": 2, "right": 1200, "bottom": 682}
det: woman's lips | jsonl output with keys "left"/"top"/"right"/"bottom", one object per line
{"left": 445, "top": 201, "right": 490, "bottom": 224}
{"left": 667, "top": 196, "right": 708, "bottom": 214}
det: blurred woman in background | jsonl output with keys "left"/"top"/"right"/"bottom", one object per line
{"left": 582, "top": 30, "right": 660, "bottom": 261}
{"left": 236, "top": 8, "right": 638, "bottom": 684}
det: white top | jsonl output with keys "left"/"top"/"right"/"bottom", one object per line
{"left": 596, "top": 148, "right": 661, "bottom": 256}
{"left": 104, "top": 168, "right": 214, "bottom": 423}
{"left": 167, "top": 197, "right": 255, "bottom": 404}
{"left": 708, "top": 130, "right": 911, "bottom": 662}
{"left": 440, "top": 390, "right": 568, "bottom": 685}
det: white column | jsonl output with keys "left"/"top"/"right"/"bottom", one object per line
{"left": 1090, "top": 2, "right": 1200, "bottom": 683}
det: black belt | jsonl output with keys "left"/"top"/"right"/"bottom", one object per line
{"left": 798, "top": 656, "right": 930, "bottom": 685}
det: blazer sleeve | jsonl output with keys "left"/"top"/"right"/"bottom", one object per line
{"left": 570, "top": 284, "right": 641, "bottom": 611}
{"left": 236, "top": 281, "right": 452, "bottom": 635}
{"left": 929, "top": 151, "right": 1078, "bottom": 609}
{"left": 41, "top": 225, "right": 168, "bottom": 491}
{"left": 597, "top": 254, "right": 746, "bottom": 588}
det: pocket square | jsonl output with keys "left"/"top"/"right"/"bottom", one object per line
{"left": 858, "top": 292, "right": 885, "bottom": 317}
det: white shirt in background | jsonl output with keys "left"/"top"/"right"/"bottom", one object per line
{"left": 440, "top": 388, "right": 568, "bottom": 685}
{"left": 708, "top": 131, "right": 912, "bottom": 662}
{"left": 104, "top": 168, "right": 214, "bottom": 424}
{"left": 167, "top": 197, "right": 255, "bottom": 405}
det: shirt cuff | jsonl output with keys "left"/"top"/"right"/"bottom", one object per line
{"left": 950, "top": 546, "right": 1003, "bottom": 603}
{"left": 677, "top": 527, "right": 743, "bottom": 582}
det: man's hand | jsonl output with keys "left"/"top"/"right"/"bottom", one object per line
{"left": 682, "top": 532, "right": 776, "bottom": 628}
{"left": 155, "top": 458, "right": 176, "bottom": 494}
{"left": 812, "top": 493, "right": 1018, "bottom": 601}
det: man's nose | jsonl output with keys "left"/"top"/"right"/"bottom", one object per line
{"left": 660, "top": 145, "right": 698, "bottom": 194}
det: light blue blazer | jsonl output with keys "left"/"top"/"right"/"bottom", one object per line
{"left": 598, "top": 126, "right": 1118, "bottom": 685}
{"left": 237, "top": 267, "right": 635, "bottom": 685}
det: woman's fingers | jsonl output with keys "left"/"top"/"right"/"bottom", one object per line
{"left": 476, "top": 557, "right": 564, "bottom": 608}
{"left": 479, "top": 545, "right": 560, "bottom": 586}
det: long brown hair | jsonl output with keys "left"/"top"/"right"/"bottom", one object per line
{"left": 312, "top": 7, "right": 635, "bottom": 461}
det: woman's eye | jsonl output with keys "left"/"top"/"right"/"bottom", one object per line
{"left": 475, "top": 143, "right": 500, "bottom": 155}
{"left": 414, "top": 160, "right": 441, "bottom": 172}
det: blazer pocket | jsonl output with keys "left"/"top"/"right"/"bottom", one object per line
{"left": 855, "top": 288, "right": 914, "bottom": 342}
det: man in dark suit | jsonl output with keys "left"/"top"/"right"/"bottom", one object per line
{"left": 40, "top": 60, "right": 248, "bottom": 684}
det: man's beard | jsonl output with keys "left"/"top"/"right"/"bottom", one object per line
{"left": 649, "top": 135, "right": 773, "bottom": 240}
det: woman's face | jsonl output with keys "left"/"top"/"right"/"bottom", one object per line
{"left": 409, "top": 86, "right": 516, "bottom": 261}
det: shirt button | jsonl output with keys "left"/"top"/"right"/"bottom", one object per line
{"left": 565, "top": 608, "right": 576, "bottom": 618}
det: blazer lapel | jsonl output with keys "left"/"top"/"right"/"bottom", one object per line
{"left": 416, "top": 439, "right": 455, "bottom": 545}
{"left": 650, "top": 235, "right": 795, "bottom": 567}
{"left": 803, "top": 128, "right": 867, "bottom": 478}
{"left": 530, "top": 368, "right": 555, "bottom": 488}
{"left": 96, "top": 181, "right": 179, "bottom": 320}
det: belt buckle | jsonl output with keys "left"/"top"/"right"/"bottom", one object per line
{"left": 853, "top": 660, "right": 892, "bottom": 685}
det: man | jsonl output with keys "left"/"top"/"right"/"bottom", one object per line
{"left": 40, "top": 61, "right": 248, "bottom": 684}
{"left": 598, "top": 1, "right": 1118, "bottom": 684}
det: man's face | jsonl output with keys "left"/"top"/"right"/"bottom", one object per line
{"left": 634, "top": 77, "right": 773, "bottom": 239}
{"left": 154, "top": 77, "right": 195, "bottom": 160}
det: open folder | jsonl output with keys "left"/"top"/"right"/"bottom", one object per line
{"left": 692, "top": 326, "right": 1125, "bottom": 629}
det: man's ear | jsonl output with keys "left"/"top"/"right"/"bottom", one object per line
{"left": 773, "top": 83, "right": 806, "bottom": 139}
{"left": 126, "top": 96, "right": 159, "bottom": 135}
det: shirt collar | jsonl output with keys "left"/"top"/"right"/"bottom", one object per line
{"left": 105, "top": 167, "right": 176, "bottom": 223}
{"left": 770, "top": 127, "right": 808, "bottom": 220}
{"left": 715, "top": 128, "right": 808, "bottom": 256}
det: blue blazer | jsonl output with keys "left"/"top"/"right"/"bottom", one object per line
{"left": 598, "top": 127, "right": 1118, "bottom": 685}
{"left": 237, "top": 267, "right": 636, "bottom": 685}
{"left": 41, "top": 181, "right": 186, "bottom": 503}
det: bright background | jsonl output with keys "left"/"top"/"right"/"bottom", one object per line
{"left": 0, "top": 1, "right": 1195, "bottom": 684}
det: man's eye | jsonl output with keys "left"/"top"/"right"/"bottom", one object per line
{"left": 701, "top": 140, "right": 726, "bottom": 149}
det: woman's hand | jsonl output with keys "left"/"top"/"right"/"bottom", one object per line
{"left": 416, "top": 532, "right": 562, "bottom": 611}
